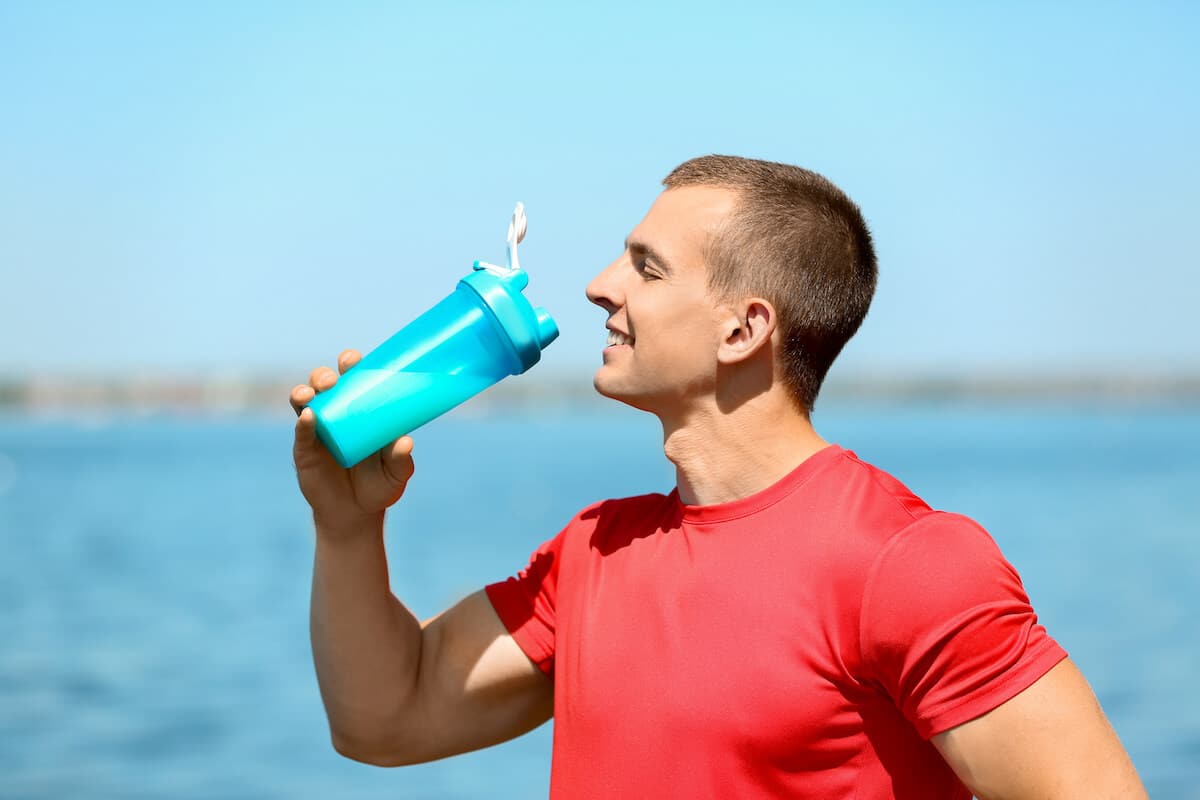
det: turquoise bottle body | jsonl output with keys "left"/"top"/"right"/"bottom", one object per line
{"left": 307, "top": 262, "right": 559, "bottom": 468}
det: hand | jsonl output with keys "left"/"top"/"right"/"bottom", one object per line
{"left": 291, "top": 349, "right": 416, "bottom": 534}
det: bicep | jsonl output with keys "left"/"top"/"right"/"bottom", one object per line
{"left": 410, "top": 589, "right": 553, "bottom": 762}
{"left": 932, "top": 659, "right": 1146, "bottom": 800}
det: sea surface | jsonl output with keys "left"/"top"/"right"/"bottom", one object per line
{"left": 0, "top": 404, "right": 1197, "bottom": 799}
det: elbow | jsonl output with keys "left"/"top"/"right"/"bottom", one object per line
{"left": 329, "top": 728, "right": 426, "bottom": 768}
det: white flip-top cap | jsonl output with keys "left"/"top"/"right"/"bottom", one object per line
{"left": 476, "top": 202, "right": 528, "bottom": 277}
{"left": 506, "top": 201, "right": 527, "bottom": 271}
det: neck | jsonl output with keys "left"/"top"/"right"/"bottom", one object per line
{"left": 659, "top": 391, "right": 829, "bottom": 507}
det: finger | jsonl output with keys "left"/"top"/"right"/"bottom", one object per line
{"left": 380, "top": 436, "right": 416, "bottom": 486}
{"left": 338, "top": 349, "right": 362, "bottom": 375}
{"left": 290, "top": 383, "right": 315, "bottom": 415}
{"left": 308, "top": 366, "right": 339, "bottom": 392}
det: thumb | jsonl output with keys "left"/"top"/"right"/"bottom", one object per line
{"left": 293, "top": 407, "right": 329, "bottom": 470}
{"left": 295, "top": 407, "right": 318, "bottom": 445}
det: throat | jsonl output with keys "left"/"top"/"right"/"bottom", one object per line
{"left": 663, "top": 415, "right": 828, "bottom": 507}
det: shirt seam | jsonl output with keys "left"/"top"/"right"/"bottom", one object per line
{"left": 856, "top": 511, "right": 954, "bottom": 680}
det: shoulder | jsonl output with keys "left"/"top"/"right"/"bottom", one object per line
{"left": 830, "top": 448, "right": 935, "bottom": 522}
{"left": 861, "top": 511, "right": 1021, "bottom": 630}
{"left": 859, "top": 510, "right": 1044, "bottom": 675}
{"left": 785, "top": 448, "right": 939, "bottom": 570}
{"left": 515, "top": 492, "right": 675, "bottom": 568}
{"left": 577, "top": 491, "right": 675, "bottom": 519}
{"left": 563, "top": 491, "right": 677, "bottom": 553}
{"left": 865, "top": 510, "right": 1014, "bottom": 600}
{"left": 856, "top": 510, "right": 1067, "bottom": 736}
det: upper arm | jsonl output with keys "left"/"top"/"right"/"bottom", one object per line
{"left": 380, "top": 590, "right": 553, "bottom": 765}
{"left": 932, "top": 659, "right": 1147, "bottom": 800}
{"left": 371, "top": 526, "right": 565, "bottom": 766}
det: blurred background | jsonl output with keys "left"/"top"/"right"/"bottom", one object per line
{"left": 1, "top": 1, "right": 1197, "bottom": 798}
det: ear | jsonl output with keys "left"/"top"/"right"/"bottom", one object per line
{"left": 716, "top": 298, "right": 777, "bottom": 365}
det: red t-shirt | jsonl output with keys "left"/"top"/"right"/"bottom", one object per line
{"left": 485, "top": 445, "right": 1066, "bottom": 799}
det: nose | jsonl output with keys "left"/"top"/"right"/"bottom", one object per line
{"left": 585, "top": 254, "right": 625, "bottom": 313}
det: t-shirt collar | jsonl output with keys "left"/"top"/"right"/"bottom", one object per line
{"left": 673, "top": 444, "right": 844, "bottom": 524}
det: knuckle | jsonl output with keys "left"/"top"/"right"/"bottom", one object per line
{"left": 338, "top": 350, "right": 361, "bottom": 373}
{"left": 309, "top": 366, "right": 336, "bottom": 387}
{"left": 289, "top": 385, "right": 313, "bottom": 410}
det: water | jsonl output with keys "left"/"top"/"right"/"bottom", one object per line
{"left": 0, "top": 405, "right": 1197, "bottom": 798}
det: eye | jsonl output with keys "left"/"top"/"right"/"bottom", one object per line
{"left": 636, "top": 259, "right": 662, "bottom": 281}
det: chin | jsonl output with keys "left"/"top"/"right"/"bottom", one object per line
{"left": 592, "top": 371, "right": 622, "bottom": 402}
{"left": 592, "top": 372, "right": 660, "bottom": 414}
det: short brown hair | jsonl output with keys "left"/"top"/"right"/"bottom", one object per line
{"left": 664, "top": 155, "right": 877, "bottom": 411}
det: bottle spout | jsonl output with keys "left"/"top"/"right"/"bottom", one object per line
{"left": 535, "top": 307, "right": 559, "bottom": 348}
{"left": 504, "top": 267, "right": 530, "bottom": 291}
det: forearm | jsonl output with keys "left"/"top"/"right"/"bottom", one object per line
{"left": 310, "top": 512, "right": 425, "bottom": 756}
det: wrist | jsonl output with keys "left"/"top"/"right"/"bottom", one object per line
{"left": 312, "top": 509, "right": 385, "bottom": 542}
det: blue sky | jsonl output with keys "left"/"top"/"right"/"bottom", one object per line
{"left": 1, "top": 1, "right": 1197, "bottom": 381}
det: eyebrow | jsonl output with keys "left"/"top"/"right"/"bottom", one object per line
{"left": 624, "top": 238, "right": 674, "bottom": 275}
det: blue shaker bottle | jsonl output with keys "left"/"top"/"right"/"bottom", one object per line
{"left": 306, "top": 213, "right": 558, "bottom": 468}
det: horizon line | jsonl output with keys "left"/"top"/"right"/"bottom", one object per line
{"left": 2, "top": 371, "right": 1199, "bottom": 413}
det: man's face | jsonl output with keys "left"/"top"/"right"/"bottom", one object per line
{"left": 585, "top": 185, "right": 738, "bottom": 415}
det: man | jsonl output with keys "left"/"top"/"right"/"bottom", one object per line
{"left": 291, "top": 156, "right": 1147, "bottom": 798}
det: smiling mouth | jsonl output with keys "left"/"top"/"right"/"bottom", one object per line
{"left": 606, "top": 330, "right": 633, "bottom": 347}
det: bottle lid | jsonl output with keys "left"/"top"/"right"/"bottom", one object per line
{"left": 462, "top": 202, "right": 558, "bottom": 372}
{"left": 461, "top": 265, "right": 558, "bottom": 373}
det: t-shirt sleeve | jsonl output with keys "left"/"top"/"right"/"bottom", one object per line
{"left": 859, "top": 512, "right": 1068, "bottom": 739}
{"left": 484, "top": 527, "right": 565, "bottom": 677}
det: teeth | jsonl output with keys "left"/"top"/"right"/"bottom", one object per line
{"left": 606, "top": 330, "right": 632, "bottom": 347}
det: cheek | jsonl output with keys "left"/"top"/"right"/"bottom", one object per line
{"left": 650, "top": 315, "right": 720, "bottom": 368}
{"left": 628, "top": 289, "right": 719, "bottom": 355}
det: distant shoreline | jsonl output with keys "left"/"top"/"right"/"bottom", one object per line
{"left": 2, "top": 373, "right": 1198, "bottom": 413}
